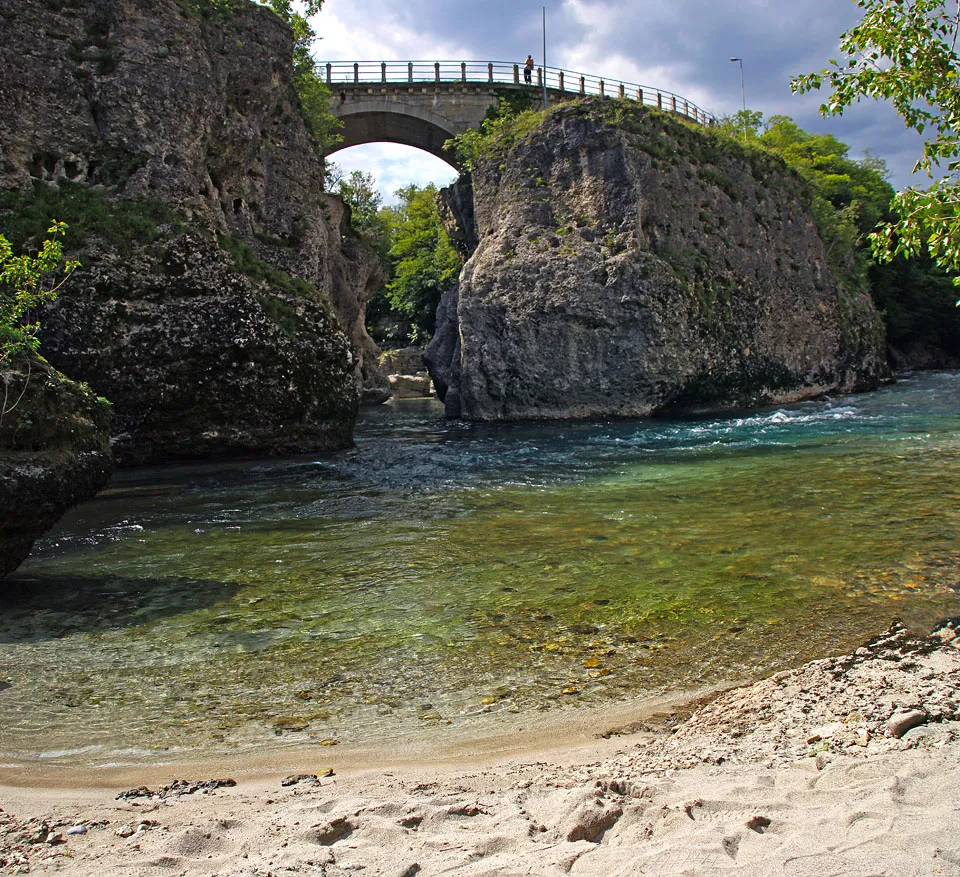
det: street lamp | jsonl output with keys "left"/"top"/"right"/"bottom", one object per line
{"left": 729, "top": 57, "right": 746, "bottom": 142}
{"left": 542, "top": 6, "right": 548, "bottom": 111}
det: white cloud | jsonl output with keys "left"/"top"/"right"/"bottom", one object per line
{"left": 327, "top": 144, "right": 458, "bottom": 204}
{"left": 312, "top": 0, "right": 471, "bottom": 62}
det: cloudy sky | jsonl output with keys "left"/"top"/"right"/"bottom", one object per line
{"left": 311, "top": 0, "right": 927, "bottom": 203}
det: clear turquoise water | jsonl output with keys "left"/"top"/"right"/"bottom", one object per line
{"left": 1, "top": 372, "right": 959, "bottom": 763}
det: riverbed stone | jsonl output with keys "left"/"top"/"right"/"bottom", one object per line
{"left": 885, "top": 709, "right": 928, "bottom": 738}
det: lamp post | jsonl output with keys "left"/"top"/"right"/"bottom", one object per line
{"left": 542, "top": 6, "right": 548, "bottom": 111}
{"left": 729, "top": 56, "right": 746, "bottom": 142}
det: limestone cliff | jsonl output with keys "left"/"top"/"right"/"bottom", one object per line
{"left": 0, "top": 354, "right": 112, "bottom": 578}
{"left": 427, "top": 101, "right": 888, "bottom": 420}
{"left": 0, "top": 0, "right": 386, "bottom": 460}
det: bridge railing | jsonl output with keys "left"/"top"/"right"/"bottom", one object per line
{"left": 321, "top": 60, "right": 715, "bottom": 126}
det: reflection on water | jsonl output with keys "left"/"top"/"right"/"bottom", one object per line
{"left": 1, "top": 373, "right": 959, "bottom": 763}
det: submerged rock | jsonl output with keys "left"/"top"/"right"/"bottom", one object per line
{"left": 430, "top": 101, "right": 888, "bottom": 419}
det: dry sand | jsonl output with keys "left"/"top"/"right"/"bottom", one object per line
{"left": 2, "top": 619, "right": 959, "bottom": 876}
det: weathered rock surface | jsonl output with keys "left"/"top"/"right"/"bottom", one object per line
{"left": 379, "top": 347, "right": 426, "bottom": 375}
{"left": 0, "top": 354, "right": 112, "bottom": 578}
{"left": 0, "top": 0, "right": 383, "bottom": 459}
{"left": 388, "top": 373, "right": 432, "bottom": 398}
{"left": 39, "top": 234, "right": 358, "bottom": 464}
{"left": 429, "top": 101, "right": 888, "bottom": 420}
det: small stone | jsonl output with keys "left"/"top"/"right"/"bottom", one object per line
{"left": 115, "top": 824, "right": 136, "bottom": 838}
{"left": 67, "top": 825, "right": 87, "bottom": 836}
{"left": 746, "top": 815, "right": 771, "bottom": 832}
{"left": 885, "top": 709, "right": 927, "bottom": 739}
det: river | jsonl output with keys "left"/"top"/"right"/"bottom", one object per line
{"left": 1, "top": 372, "right": 959, "bottom": 766}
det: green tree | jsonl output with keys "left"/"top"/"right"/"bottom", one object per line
{"left": 0, "top": 222, "right": 79, "bottom": 418}
{"left": 332, "top": 168, "right": 396, "bottom": 266}
{"left": 714, "top": 109, "right": 764, "bottom": 143}
{"left": 1, "top": 222, "right": 78, "bottom": 367}
{"left": 793, "top": 0, "right": 960, "bottom": 296}
{"left": 759, "top": 114, "right": 896, "bottom": 256}
{"left": 382, "top": 185, "right": 461, "bottom": 341}
{"left": 335, "top": 170, "right": 383, "bottom": 233}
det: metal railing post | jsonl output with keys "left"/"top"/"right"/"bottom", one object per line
{"left": 318, "top": 60, "right": 712, "bottom": 127}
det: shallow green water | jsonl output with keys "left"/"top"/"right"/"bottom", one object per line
{"left": 1, "top": 372, "right": 959, "bottom": 763}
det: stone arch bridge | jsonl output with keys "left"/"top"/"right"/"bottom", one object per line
{"left": 323, "top": 60, "right": 715, "bottom": 167}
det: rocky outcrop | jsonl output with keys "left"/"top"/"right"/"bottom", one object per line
{"left": 428, "top": 101, "right": 888, "bottom": 420}
{"left": 39, "top": 234, "right": 358, "bottom": 464}
{"left": 0, "top": 0, "right": 383, "bottom": 458}
{"left": 0, "top": 354, "right": 112, "bottom": 578}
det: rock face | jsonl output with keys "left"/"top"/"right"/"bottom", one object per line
{"left": 0, "top": 0, "right": 384, "bottom": 459}
{"left": 427, "top": 102, "right": 888, "bottom": 420}
{"left": 0, "top": 354, "right": 112, "bottom": 578}
{"left": 39, "top": 234, "right": 359, "bottom": 464}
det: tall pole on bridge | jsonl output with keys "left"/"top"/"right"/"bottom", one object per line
{"left": 542, "top": 6, "right": 548, "bottom": 111}
{"left": 730, "top": 57, "right": 746, "bottom": 143}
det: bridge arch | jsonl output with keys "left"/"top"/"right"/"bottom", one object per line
{"left": 329, "top": 100, "right": 474, "bottom": 168}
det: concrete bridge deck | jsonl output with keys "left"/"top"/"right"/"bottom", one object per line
{"left": 322, "top": 60, "right": 715, "bottom": 166}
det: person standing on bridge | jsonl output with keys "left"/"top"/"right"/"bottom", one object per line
{"left": 524, "top": 55, "right": 534, "bottom": 85}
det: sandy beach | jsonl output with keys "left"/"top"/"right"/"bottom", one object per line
{"left": 2, "top": 619, "right": 959, "bottom": 876}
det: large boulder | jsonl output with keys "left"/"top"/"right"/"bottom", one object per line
{"left": 0, "top": 354, "right": 112, "bottom": 578}
{"left": 429, "top": 101, "right": 888, "bottom": 420}
{"left": 40, "top": 233, "right": 358, "bottom": 465}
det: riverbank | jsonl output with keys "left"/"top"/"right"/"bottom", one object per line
{"left": 2, "top": 619, "right": 958, "bottom": 875}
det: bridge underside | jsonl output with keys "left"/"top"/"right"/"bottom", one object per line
{"left": 328, "top": 104, "right": 468, "bottom": 168}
